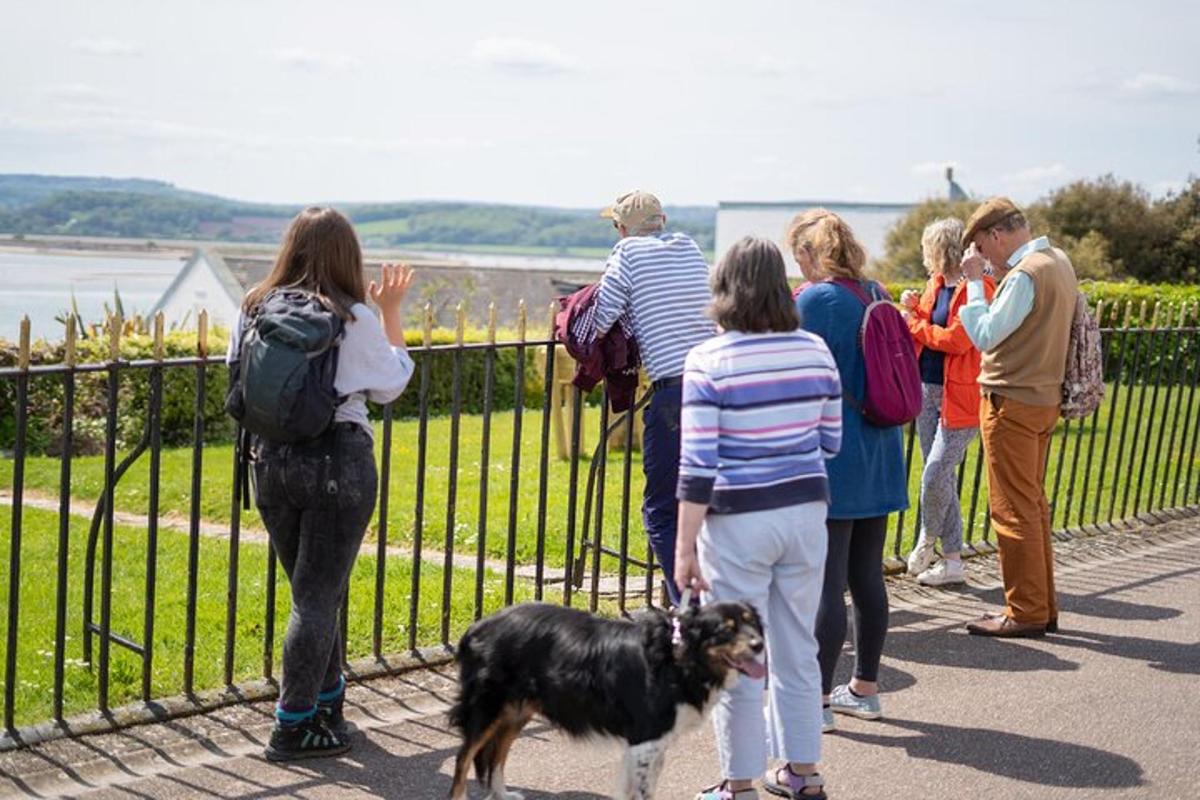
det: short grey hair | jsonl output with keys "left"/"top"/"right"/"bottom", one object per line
{"left": 991, "top": 212, "right": 1029, "bottom": 234}
{"left": 921, "top": 217, "right": 965, "bottom": 275}
{"left": 629, "top": 217, "right": 665, "bottom": 236}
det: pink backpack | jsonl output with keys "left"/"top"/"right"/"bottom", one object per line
{"left": 830, "top": 279, "right": 922, "bottom": 427}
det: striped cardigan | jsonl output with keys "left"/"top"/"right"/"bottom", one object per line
{"left": 677, "top": 330, "right": 842, "bottom": 514}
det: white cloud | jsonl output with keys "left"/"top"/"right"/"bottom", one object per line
{"left": 471, "top": 37, "right": 578, "bottom": 75}
{"left": 911, "top": 161, "right": 958, "bottom": 177}
{"left": 70, "top": 38, "right": 141, "bottom": 57}
{"left": 271, "top": 48, "right": 363, "bottom": 73}
{"left": 752, "top": 155, "right": 781, "bottom": 166}
{"left": 751, "top": 56, "right": 796, "bottom": 76}
{"left": 1005, "top": 163, "right": 1068, "bottom": 184}
{"left": 1120, "top": 72, "right": 1197, "bottom": 97}
{"left": 0, "top": 109, "right": 491, "bottom": 156}
{"left": 44, "top": 83, "right": 113, "bottom": 102}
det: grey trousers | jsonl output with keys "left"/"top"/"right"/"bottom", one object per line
{"left": 254, "top": 423, "right": 378, "bottom": 712}
{"left": 915, "top": 383, "right": 977, "bottom": 555}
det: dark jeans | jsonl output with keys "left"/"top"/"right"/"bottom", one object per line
{"left": 253, "top": 423, "right": 378, "bottom": 712}
{"left": 816, "top": 515, "right": 889, "bottom": 694}
{"left": 643, "top": 381, "right": 683, "bottom": 605}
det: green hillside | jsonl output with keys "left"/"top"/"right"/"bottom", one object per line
{"left": 0, "top": 174, "right": 716, "bottom": 252}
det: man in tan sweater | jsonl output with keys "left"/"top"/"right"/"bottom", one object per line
{"left": 958, "top": 197, "right": 1077, "bottom": 638}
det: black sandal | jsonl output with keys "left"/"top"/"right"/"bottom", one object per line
{"left": 763, "top": 766, "right": 827, "bottom": 799}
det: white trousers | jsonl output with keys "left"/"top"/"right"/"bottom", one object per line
{"left": 699, "top": 500, "right": 828, "bottom": 780}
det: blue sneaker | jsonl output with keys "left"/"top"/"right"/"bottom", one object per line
{"left": 829, "top": 684, "right": 882, "bottom": 720}
{"left": 821, "top": 706, "right": 836, "bottom": 733}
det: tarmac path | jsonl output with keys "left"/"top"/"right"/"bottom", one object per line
{"left": 2, "top": 515, "right": 1198, "bottom": 799}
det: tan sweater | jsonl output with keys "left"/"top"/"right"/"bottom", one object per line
{"left": 978, "top": 247, "right": 1078, "bottom": 406}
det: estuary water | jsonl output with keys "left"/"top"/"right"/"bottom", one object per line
{"left": 0, "top": 250, "right": 185, "bottom": 341}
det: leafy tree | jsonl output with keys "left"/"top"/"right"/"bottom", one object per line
{"left": 1037, "top": 175, "right": 1168, "bottom": 281}
{"left": 1154, "top": 176, "right": 1200, "bottom": 284}
{"left": 875, "top": 197, "right": 977, "bottom": 280}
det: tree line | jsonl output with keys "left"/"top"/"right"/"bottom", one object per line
{"left": 877, "top": 175, "right": 1200, "bottom": 284}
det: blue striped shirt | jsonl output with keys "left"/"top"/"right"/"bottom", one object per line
{"left": 677, "top": 331, "right": 843, "bottom": 514}
{"left": 591, "top": 232, "right": 716, "bottom": 382}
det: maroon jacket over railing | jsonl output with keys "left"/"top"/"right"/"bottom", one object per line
{"left": 554, "top": 283, "right": 641, "bottom": 412}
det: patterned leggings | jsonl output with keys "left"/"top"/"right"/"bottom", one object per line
{"left": 915, "top": 383, "right": 977, "bottom": 555}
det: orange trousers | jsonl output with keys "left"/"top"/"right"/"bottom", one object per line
{"left": 979, "top": 393, "right": 1061, "bottom": 625}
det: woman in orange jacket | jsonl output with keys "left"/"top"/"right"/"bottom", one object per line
{"left": 900, "top": 218, "right": 995, "bottom": 586}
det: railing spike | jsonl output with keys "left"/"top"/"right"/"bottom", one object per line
{"left": 197, "top": 310, "right": 208, "bottom": 357}
{"left": 18, "top": 316, "right": 30, "bottom": 371}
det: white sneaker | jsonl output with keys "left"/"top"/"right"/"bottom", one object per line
{"left": 917, "top": 559, "right": 965, "bottom": 586}
{"left": 906, "top": 540, "right": 936, "bottom": 576}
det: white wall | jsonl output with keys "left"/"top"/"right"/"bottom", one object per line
{"left": 156, "top": 256, "right": 241, "bottom": 332}
{"left": 715, "top": 203, "right": 910, "bottom": 276}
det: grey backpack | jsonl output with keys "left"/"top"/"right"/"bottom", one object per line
{"left": 225, "top": 288, "right": 344, "bottom": 442}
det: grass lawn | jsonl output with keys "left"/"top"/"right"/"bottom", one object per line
{"left": 2, "top": 404, "right": 655, "bottom": 581}
{"left": 0, "top": 504, "right": 538, "bottom": 728}
{"left": 3, "top": 378, "right": 1199, "bottom": 583}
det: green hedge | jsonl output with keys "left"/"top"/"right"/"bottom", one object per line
{"left": 880, "top": 280, "right": 1200, "bottom": 328}
{"left": 0, "top": 327, "right": 554, "bottom": 454}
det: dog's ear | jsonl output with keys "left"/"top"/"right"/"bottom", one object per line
{"left": 738, "top": 602, "right": 764, "bottom": 633}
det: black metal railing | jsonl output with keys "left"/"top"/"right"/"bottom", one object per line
{"left": 1, "top": 298, "right": 1199, "bottom": 738}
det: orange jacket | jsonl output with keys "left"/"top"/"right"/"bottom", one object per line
{"left": 907, "top": 274, "right": 996, "bottom": 429}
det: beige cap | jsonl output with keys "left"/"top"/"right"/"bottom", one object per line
{"left": 963, "top": 196, "right": 1024, "bottom": 247}
{"left": 600, "top": 190, "right": 664, "bottom": 230}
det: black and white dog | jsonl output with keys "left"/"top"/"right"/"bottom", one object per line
{"left": 448, "top": 597, "right": 765, "bottom": 800}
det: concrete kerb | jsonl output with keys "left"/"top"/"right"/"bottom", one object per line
{"left": 0, "top": 646, "right": 454, "bottom": 753}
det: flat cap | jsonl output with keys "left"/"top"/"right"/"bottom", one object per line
{"left": 962, "top": 196, "right": 1023, "bottom": 247}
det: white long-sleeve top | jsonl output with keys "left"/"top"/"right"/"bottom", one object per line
{"left": 227, "top": 302, "right": 415, "bottom": 438}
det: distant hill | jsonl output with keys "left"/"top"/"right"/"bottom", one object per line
{"left": 0, "top": 174, "right": 715, "bottom": 252}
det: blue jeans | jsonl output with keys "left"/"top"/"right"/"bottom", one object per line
{"left": 643, "top": 382, "right": 683, "bottom": 605}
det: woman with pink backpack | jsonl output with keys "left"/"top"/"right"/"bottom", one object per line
{"left": 793, "top": 209, "right": 909, "bottom": 732}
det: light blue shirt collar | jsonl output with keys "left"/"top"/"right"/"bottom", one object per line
{"left": 1006, "top": 236, "right": 1051, "bottom": 268}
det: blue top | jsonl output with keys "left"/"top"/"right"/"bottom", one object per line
{"left": 918, "top": 285, "right": 954, "bottom": 384}
{"left": 796, "top": 282, "right": 910, "bottom": 520}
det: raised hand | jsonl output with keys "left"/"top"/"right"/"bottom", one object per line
{"left": 961, "top": 245, "right": 987, "bottom": 282}
{"left": 369, "top": 263, "right": 415, "bottom": 313}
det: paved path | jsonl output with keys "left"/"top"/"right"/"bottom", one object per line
{"left": 3, "top": 516, "right": 1199, "bottom": 799}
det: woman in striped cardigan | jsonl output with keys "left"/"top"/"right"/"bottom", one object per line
{"left": 675, "top": 236, "right": 842, "bottom": 800}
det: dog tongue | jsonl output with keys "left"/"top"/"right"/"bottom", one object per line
{"left": 738, "top": 656, "right": 767, "bottom": 680}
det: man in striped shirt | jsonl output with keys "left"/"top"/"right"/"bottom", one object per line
{"left": 592, "top": 190, "right": 716, "bottom": 604}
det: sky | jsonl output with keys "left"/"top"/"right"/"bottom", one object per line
{"left": 2, "top": 0, "right": 1198, "bottom": 208}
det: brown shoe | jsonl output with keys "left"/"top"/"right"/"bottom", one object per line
{"left": 966, "top": 614, "right": 1046, "bottom": 638}
{"left": 1046, "top": 617, "right": 1059, "bottom": 634}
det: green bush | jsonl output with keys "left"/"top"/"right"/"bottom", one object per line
{"left": 0, "top": 327, "right": 554, "bottom": 454}
{"left": 876, "top": 174, "right": 1200, "bottom": 284}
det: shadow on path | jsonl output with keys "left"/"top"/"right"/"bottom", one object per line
{"left": 143, "top": 725, "right": 610, "bottom": 800}
{"left": 838, "top": 718, "right": 1144, "bottom": 789}
{"left": 885, "top": 626, "right": 1080, "bottom": 673}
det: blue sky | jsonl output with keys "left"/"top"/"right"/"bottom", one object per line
{"left": 2, "top": 0, "right": 1197, "bottom": 207}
